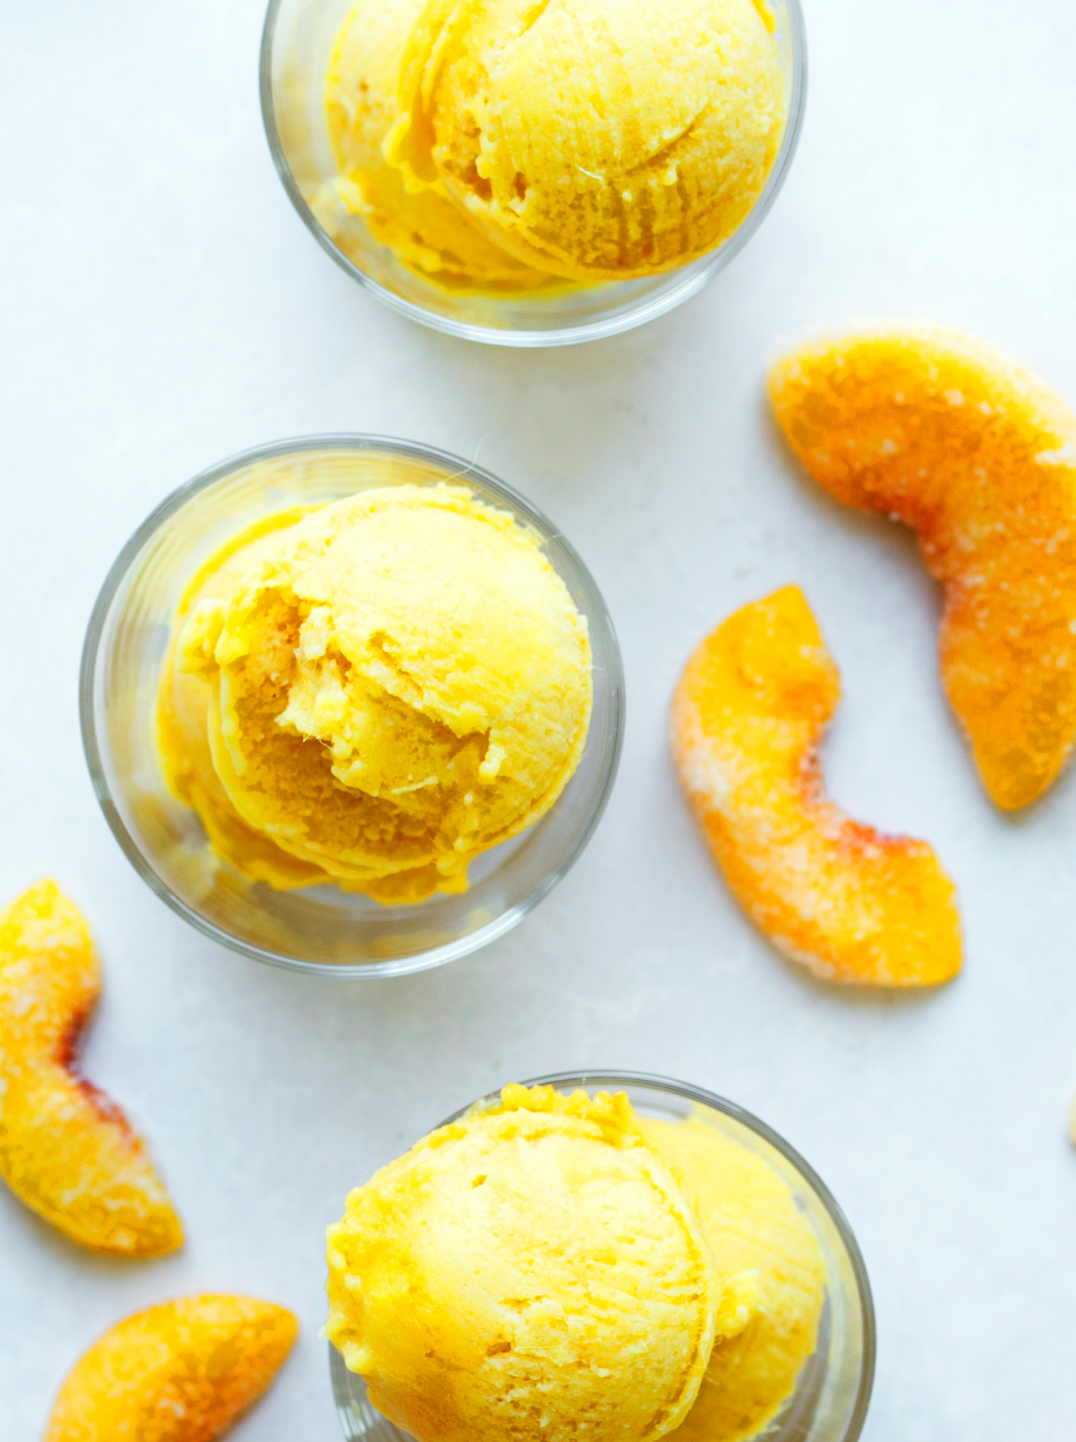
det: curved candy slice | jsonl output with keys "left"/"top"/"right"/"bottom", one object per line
{"left": 768, "top": 325, "right": 1076, "bottom": 810}
{"left": 671, "top": 587, "right": 962, "bottom": 986}
{"left": 44, "top": 1295, "right": 297, "bottom": 1442}
{"left": 0, "top": 880, "right": 182, "bottom": 1255}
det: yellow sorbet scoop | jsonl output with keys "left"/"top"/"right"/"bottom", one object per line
{"left": 159, "top": 484, "right": 592, "bottom": 904}
{"left": 389, "top": 0, "right": 788, "bottom": 281}
{"left": 326, "top": 1084, "right": 719, "bottom": 1442}
{"left": 325, "top": 0, "right": 554, "bottom": 292}
{"left": 326, "top": 0, "right": 788, "bottom": 289}
{"left": 644, "top": 1116, "right": 825, "bottom": 1442}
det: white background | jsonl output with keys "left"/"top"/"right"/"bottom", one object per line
{"left": 2, "top": 1, "right": 1075, "bottom": 1438}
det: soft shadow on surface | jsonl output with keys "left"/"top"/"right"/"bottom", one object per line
{"left": 385, "top": 261, "right": 792, "bottom": 512}
{"left": 190, "top": 910, "right": 530, "bottom": 1059}
{"left": 413, "top": 314, "right": 687, "bottom": 487}
{"left": 772, "top": 950, "right": 960, "bottom": 1010}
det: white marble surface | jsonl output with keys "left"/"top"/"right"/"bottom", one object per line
{"left": 2, "top": 1, "right": 1076, "bottom": 1438}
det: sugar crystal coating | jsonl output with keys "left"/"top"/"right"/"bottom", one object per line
{"left": 0, "top": 880, "right": 183, "bottom": 1256}
{"left": 671, "top": 586, "right": 962, "bottom": 985}
{"left": 769, "top": 325, "right": 1076, "bottom": 810}
{"left": 44, "top": 1295, "right": 296, "bottom": 1442}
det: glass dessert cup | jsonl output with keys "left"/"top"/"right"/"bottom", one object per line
{"left": 330, "top": 1071, "right": 875, "bottom": 1442}
{"left": 260, "top": 0, "right": 807, "bottom": 348}
{"left": 80, "top": 438, "right": 623, "bottom": 978}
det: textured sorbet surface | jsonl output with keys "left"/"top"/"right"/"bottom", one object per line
{"left": 158, "top": 485, "right": 592, "bottom": 904}
{"left": 325, "top": 0, "right": 788, "bottom": 290}
{"left": 326, "top": 1087, "right": 825, "bottom": 1442}
{"left": 644, "top": 1116, "right": 825, "bottom": 1442}
{"left": 325, "top": 1085, "right": 719, "bottom": 1442}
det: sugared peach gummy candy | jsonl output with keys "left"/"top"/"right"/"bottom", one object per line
{"left": 671, "top": 587, "right": 962, "bottom": 986}
{"left": 768, "top": 325, "right": 1076, "bottom": 810}
{"left": 44, "top": 1295, "right": 297, "bottom": 1442}
{"left": 0, "top": 879, "right": 182, "bottom": 1256}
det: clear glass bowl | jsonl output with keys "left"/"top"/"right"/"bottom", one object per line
{"left": 80, "top": 438, "right": 623, "bottom": 978}
{"left": 330, "top": 1071, "right": 875, "bottom": 1442}
{"left": 260, "top": 0, "right": 807, "bottom": 348}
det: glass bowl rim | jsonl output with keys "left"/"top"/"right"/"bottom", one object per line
{"left": 329, "top": 1068, "right": 876, "bottom": 1442}
{"left": 258, "top": 0, "right": 808, "bottom": 349}
{"left": 79, "top": 434, "right": 625, "bottom": 980}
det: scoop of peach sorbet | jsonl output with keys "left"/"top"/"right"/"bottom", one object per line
{"left": 326, "top": 0, "right": 788, "bottom": 288}
{"left": 326, "top": 1085, "right": 719, "bottom": 1442}
{"left": 160, "top": 484, "right": 592, "bottom": 904}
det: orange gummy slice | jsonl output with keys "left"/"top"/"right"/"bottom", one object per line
{"left": 768, "top": 325, "right": 1076, "bottom": 810}
{"left": 44, "top": 1295, "right": 297, "bottom": 1442}
{"left": 0, "top": 880, "right": 183, "bottom": 1256}
{"left": 671, "top": 587, "right": 962, "bottom": 986}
